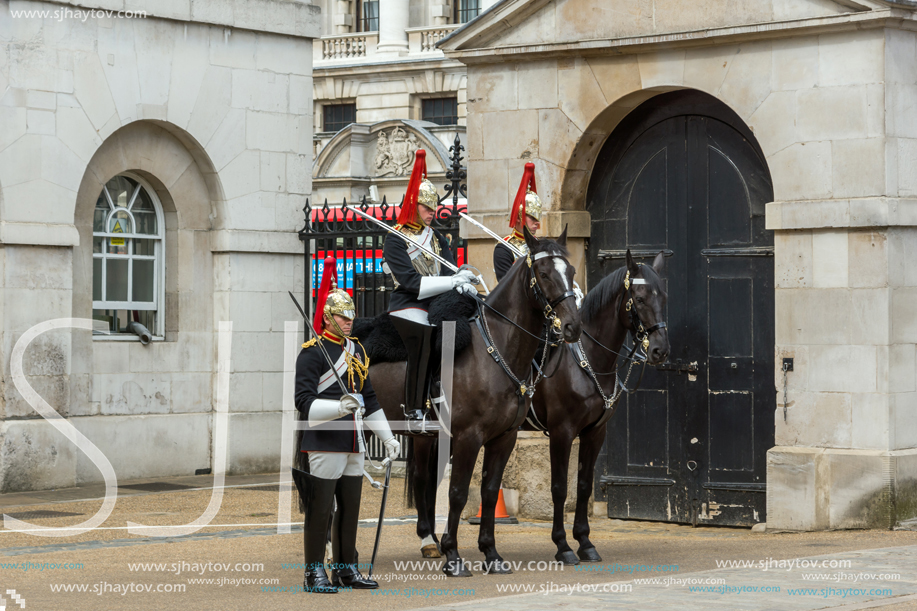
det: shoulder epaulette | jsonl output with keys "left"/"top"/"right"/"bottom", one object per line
{"left": 302, "top": 337, "right": 318, "bottom": 349}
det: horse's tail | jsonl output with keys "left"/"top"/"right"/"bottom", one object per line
{"left": 404, "top": 436, "right": 415, "bottom": 509}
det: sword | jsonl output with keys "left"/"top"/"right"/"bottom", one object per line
{"left": 288, "top": 291, "right": 366, "bottom": 454}
{"left": 368, "top": 456, "right": 393, "bottom": 579}
{"left": 459, "top": 212, "right": 525, "bottom": 258}
{"left": 342, "top": 204, "right": 490, "bottom": 295}
{"left": 345, "top": 205, "right": 459, "bottom": 272}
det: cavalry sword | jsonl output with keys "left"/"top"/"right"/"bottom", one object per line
{"left": 343, "top": 204, "right": 490, "bottom": 294}
{"left": 288, "top": 291, "right": 366, "bottom": 455}
{"left": 368, "top": 456, "right": 393, "bottom": 579}
{"left": 459, "top": 212, "right": 525, "bottom": 258}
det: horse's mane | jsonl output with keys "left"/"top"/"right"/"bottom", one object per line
{"left": 530, "top": 235, "right": 569, "bottom": 258}
{"left": 581, "top": 263, "right": 664, "bottom": 324}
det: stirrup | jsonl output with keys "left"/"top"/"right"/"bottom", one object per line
{"left": 404, "top": 408, "right": 441, "bottom": 435}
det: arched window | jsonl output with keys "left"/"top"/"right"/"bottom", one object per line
{"left": 92, "top": 174, "right": 165, "bottom": 338}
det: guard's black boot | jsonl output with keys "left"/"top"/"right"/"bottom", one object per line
{"left": 390, "top": 315, "right": 439, "bottom": 433}
{"left": 330, "top": 476, "right": 378, "bottom": 589}
{"left": 292, "top": 468, "right": 339, "bottom": 594}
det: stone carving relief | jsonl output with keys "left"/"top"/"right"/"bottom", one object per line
{"left": 374, "top": 126, "right": 420, "bottom": 176}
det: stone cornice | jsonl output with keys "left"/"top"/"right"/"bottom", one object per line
{"left": 210, "top": 230, "right": 303, "bottom": 254}
{"left": 766, "top": 198, "right": 917, "bottom": 231}
{"left": 314, "top": 57, "right": 466, "bottom": 77}
{"left": 42, "top": 0, "right": 321, "bottom": 39}
{"left": 0, "top": 222, "right": 81, "bottom": 247}
{"left": 442, "top": 9, "right": 917, "bottom": 64}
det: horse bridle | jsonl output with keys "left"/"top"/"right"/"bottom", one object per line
{"left": 527, "top": 251, "right": 578, "bottom": 337}
{"left": 623, "top": 267, "right": 667, "bottom": 352}
{"left": 576, "top": 266, "right": 668, "bottom": 416}
{"left": 475, "top": 250, "right": 578, "bottom": 398}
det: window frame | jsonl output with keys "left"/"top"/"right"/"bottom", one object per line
{"left": 322, "top": 102, "right": 358, "bottom": 133}
{"left": 455, "top": 0, "right": 481, "bottom": 24}
{"left": 421, "top": 96, "right": 459, "bottom": 126}
{"left": 357, "top": 0, "right": 379, "bottom": 33}
{"left": 91, "top": 172, "right": 166, "bottom": 340}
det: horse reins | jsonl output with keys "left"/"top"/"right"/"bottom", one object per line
{"left": 576, "top": 267, "right": 668, "bottom": 411}
{"left": 476, "top": 250, "right": 577, "bottom": 398}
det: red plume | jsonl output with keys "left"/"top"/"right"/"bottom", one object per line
{"left": 397, "top": 149, "right": 428, "bottom": 226}
{"left": 313, "top": 256, "right": 338, "bottom": 334}
{"left": 510, "top": 163, "right": 537, "bottom": 228}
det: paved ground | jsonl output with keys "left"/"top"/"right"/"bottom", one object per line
{"left": 2, "top": 472, "right": 917, "bottom": 610}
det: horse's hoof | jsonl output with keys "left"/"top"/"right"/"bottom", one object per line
{"left": 555, "top": 550, "right": 579, "bottom": 565}
{"left": 577, "top": 546, "right": 602, "bottom": 563}
{"left": 421, "top": 544, "right": 442, "bottom": 558}
{"left": 442, "top": 560, "right": 473, "bottom": 578}
{"left": 484, "top": 559, "right": 513, "bottom": 575}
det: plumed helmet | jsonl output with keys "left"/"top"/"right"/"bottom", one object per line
{"left": 524, "top": 188, "right": 543, "bottom": 221}
{"left": 417, "top": 177, "right": 439, "bottom": 210}
{"left": 324, "top": 287, "right": 355, "bottom": 321}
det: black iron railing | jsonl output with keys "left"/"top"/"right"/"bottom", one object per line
{"left": 297, "top": 135, "right": 468, "bottom": 323}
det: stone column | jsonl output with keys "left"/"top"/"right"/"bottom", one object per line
{"left": 432, "top": 0, "right": 451, "bottom": 26}
{"left": 375, "top": 0, "right": 409, "bottom": 56}
{"left": 333, "top": 0, "right": 353, "bottom": 34}
{"left": 765, "top": 27, "right": 917, "bottom": 532}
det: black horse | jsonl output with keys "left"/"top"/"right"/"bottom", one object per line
{"left": 527, "top": 250, "right": 670, "bottom": 564}
{"left": 369, "top": 228, "right": 582, "bottom": 576}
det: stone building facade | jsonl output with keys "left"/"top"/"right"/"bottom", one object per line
{"left": 0, "top": 0, "right": 319, "bottom": 492}
{"left": 441, "top": 0, "right": 917, "bottom": 530}
{"left": 309, "top": 0, "right": 498, "bottom": 202}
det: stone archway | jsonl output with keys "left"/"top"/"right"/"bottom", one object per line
{"left": 586, "top": 89, "right": 775, "bottom": 526}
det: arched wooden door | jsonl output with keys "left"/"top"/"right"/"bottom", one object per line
{"left": 587, "top": 90, "right": 775, "bottom": 526}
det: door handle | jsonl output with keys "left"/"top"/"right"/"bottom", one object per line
{"left": 655, "top": 359, "right": 699, "bottom": 375}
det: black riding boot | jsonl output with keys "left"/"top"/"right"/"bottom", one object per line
{"left": 330, "top": 476, "right": 378, "bottom": 589}
{"left": 292, "top": 468, "right": 338, "bottom": 594}
{"left": 390, "top": 315, "right": 437, "bottom": 432}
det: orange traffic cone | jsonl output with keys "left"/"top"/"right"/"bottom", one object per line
{"left": 467, "top": 487, "right": 518, "bottom": 525}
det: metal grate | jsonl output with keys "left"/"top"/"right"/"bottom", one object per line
{"left": 4, "top": 510, "right": 84, "bottom": 519}
{"left": 366, "top": 433, "right": 409, "bottom": 461}
{"left": 119, "top": 482, "right": 195, "bottom": 492}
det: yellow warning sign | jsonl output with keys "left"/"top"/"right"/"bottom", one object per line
{"left": 110, "top": 219, "right": 125, "bottom": 246}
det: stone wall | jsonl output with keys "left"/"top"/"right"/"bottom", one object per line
{"left": 445, "top": 5, "right": 917, "bottom": 530}
{"left": 0, "top": 0, "right": 318, "bottom": 492}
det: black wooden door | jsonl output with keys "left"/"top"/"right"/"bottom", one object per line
{"left": 587, "top": 91, "right": 775, "bottom": 526}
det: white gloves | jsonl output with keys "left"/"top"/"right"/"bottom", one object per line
{"left": 340, "top": 393, "right": 365, "bottom": 418}
{"left": 364, "top": 410, "right": 399, "bottom": 461}
{"left": 383, "top": 437, "right": 401, "bottom": 462}
{"left": 452, "top": 269, "right": 479, "bottom": 296}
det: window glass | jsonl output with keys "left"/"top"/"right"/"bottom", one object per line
{"left": 132, "top": 260, "right": 155, "bottom": 302}
{"left": 106, "top": 259, "right": 129, "bottom": 302}
{"left": 422, "top": 97, "right": 459, "bottom": 126}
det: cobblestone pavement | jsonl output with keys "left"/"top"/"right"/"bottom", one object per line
{"left": 2, "top": 472, "right": 917, "bottom": 610}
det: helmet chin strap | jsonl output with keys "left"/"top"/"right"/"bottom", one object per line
{"left": 326, "top": 314, "right": 350, "bottom": 339}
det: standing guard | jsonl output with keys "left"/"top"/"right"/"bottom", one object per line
{"left": 294, "top": 257, "right": 401, "bottom": 594}
{"left": 382, "top": 149, "right": 478, "bottom": 432}
{"left": 493, "top": 162, "right": 543, "bottom": 281}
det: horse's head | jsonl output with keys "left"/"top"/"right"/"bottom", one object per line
{"left": 524, "top": 225, "right": 582, "bottom": 343}
{"left": 625, "top": 250, "right": 670, "bottom": 365}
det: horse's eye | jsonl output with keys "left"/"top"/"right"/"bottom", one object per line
{"left": 540, "top": 272, "right": 549, "bottom": 280}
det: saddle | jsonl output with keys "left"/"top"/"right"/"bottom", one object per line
{"left": 351, "top": 291, "right": 477, "bottom": 364}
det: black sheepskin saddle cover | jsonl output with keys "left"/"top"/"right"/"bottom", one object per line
{"left": 351, "top": 292, "right": 478, "bottom": 364}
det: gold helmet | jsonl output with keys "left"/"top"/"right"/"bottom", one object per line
{"left": 524, "top": 188, "right": 543, "bottom": 222}
{"left": 324, "top": 286, "right": 355, "bottom": 320}
{"left": 418, "top": 176, "right": 439, "bottom": 211}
